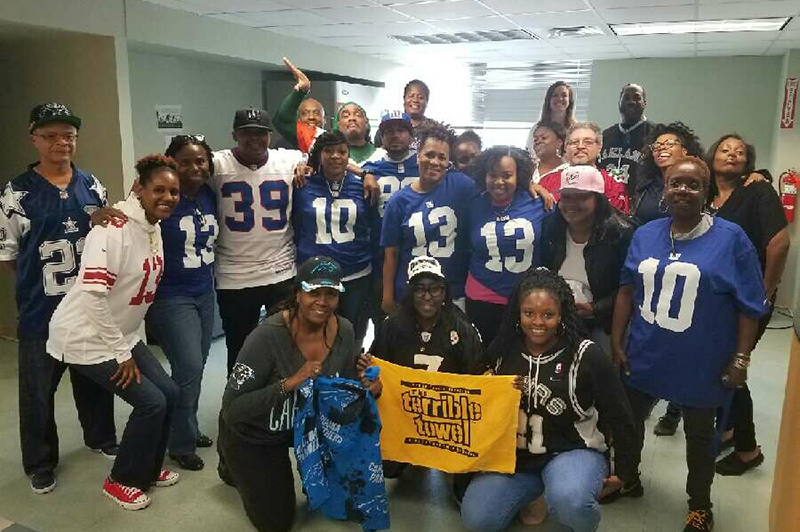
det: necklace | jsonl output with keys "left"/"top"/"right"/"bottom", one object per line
{"left": 327, "top": 178, "right": 343, "bottom": 198}
{"left": 618, "top": 117, "right": 646, "bottom": 136}
{"left": 491, "top": 202, "right": 512, "bottom": 220}
{"left": 59, "top": 189, "right": 69, "bottom": 200}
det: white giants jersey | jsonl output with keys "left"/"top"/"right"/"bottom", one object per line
{"left": 212, "top": 149, "right": 304, "bottom": 289}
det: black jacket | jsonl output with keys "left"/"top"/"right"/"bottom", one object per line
{"left": 540, "top": 210, "right": 637, "bottom": 333}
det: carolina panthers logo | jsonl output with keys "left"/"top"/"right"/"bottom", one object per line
{"left": 311, "top": 260, "right": 337, "bottom": 274}
{"left": 229, "top": 363, "right": 255, "bottom": 391}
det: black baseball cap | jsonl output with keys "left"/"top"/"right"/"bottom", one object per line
{"left": 296, "top": 256, "right": 345, "bottom": 293}
{"left": 233, "top": 108, "right": 272, "bottom": 131}
{"left": 29, "top": 102, "right": 82, "bottom": 133}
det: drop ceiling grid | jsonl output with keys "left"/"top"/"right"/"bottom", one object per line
{"left": 144, "top": 0, "right": 800, "bottom": 62}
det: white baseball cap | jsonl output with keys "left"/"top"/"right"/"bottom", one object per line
{"left": 560, "top": 165, "right": 605, "bottom": 194}
{"left": 407, "top": 256, "right": 445, "bottom": 282}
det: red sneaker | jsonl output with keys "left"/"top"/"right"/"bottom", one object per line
{"left": 153, "top": 469, "right": 180, "bottom": 487}
{"left": 103, "top": 478, "right": 151, "bottom": 510}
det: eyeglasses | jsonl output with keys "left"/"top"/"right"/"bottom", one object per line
{"left": 566, "top": 139, "right": 598, "bottom": 148}
{"left": 34, "top": 133, "right": 78, "bottom": 143}
{"left": 173, "top": 134, "right": 206, "bottom": 143}
{"left": 412, "top": 283, "right": 445, "bottom": 298}
{"left": 651, "top": 139, "right": 682, "bottom": 152}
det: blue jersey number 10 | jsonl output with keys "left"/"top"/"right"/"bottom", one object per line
{"left": 638, "top": 258, "right": 701, "bottom": 333}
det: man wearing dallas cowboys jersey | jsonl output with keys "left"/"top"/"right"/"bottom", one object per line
{"left": 466, "top": 146, "right": 548, "bottom": 346}
{"left": 293, "top": 131, "right": 373, "bottom": 346}
{"left": 0, "top": 103, "right": 117, "bottom": 494}
{"left": 361, "top": 110, "right": 419, "bottom": 327}
{"left": 609, "top": 157, "right": 766, "bottom": 532}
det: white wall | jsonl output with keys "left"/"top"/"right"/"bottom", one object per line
{"left": 588, "top": 56, "right": 783, "bottom": 165}
{"left": 128, "top": 50, "right": 265, "bottom": 159}
{"left": 770, "top": 51, "right": 800, "bottom": 310}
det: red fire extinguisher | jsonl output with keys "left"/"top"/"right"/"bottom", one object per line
{"left": 780, "top": 169, "right": 797, "bottom": 222}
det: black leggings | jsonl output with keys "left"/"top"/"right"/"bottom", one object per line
{"left": 625, "top": 385, "right": 716, "bottom": 511}
{"left": 218, "top": 424, "right": 296, "bottom": 532}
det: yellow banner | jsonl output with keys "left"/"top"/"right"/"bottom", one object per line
{"left": 374, "top": 358, "right": 520, "bottom": 474}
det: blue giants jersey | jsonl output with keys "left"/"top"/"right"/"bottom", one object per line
{"left": 362, "top": 151, "right": 419, "bottom": 272}
{"left": 380, "top": 171, "right": 475, "bottom": 299}
{"left": 293, "top": 172, "right": 372, "bottom": 279}
{"left": 0, "top": 165, "right": 107, "bottom": 339}
{"left": 468, "top": 191, "right": 548, "bottom": 298}
{"left": 620, "top": 217, "right": 768, "bottom": 407}
{"left": 156, "top": 184, "right": 218, "bottom": 299}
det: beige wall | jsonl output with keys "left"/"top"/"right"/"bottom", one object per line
{"left": 770, "top": 50, "right": 800, "bottom": 310}
{"left": 0, "top": 33, "right": 131, "bottom": 338}
{"left": 588, "top": 56, "right": 782, "bottom": 166}
{"left": 128, "top": 50, "right": 265, "bottom": 160}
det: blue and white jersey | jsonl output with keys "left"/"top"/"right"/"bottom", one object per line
{"left": 156, "top": 184, "right": 218, "bottom": 299}
{"left": 468, "top": 191, "right": 548, "bottom": 298}
{"left": 0, "top": 165, "right": 106, "bottom": 339}
{"left": 621, "top": 217, "right": 768, "bottom": 408}
{"left": 362, "top": 150, "right": 419, "bottom": 273}
{"left": 381, "top": 170, "right": 475, "bottom": 299}
{"left": 293, "top": 172, "right": 372, "bottom": 280}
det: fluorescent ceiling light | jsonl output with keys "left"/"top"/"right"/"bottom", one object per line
{"left": 390, "top": 29, "right": 537, "bottom": 45}
{"left": 611, "top": 17, "right": 790, "bottom": 36}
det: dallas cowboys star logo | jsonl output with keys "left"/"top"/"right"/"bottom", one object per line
{"left": 88, "top": 176, "right": 107, "bottom": 205}
{"left": 62, "top": 217, "right": 79, "bottom": 234}
{"left": 0, "top": 184, "right": 28, "bottom": 218}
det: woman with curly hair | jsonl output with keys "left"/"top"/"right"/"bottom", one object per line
{"left": 460, "top": 267, "right": 637, "bottom": 532}
{"left": 632, "top": 121, "right": 704, "bottom": 224}
{"left": 380, "top": 121, "right": 477, "bottom": 313}
{"left": 47, "top": 155, "right": 182, "bottom": 510}
{"left": 293, "top": 130, "right": 373, "bottom": 346}
{"left": 144, "top": 135, "right": 218, "bottom": 471}
{"left": 466, "top": 146, "right": 548, "bottom": 346}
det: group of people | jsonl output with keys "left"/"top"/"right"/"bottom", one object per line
{"left": 0, "top": 57, "right": 790, "bottom": 532}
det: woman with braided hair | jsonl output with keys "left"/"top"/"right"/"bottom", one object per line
{"left": 293, "top": 130, "right": 373, "bottom": 347}
{"left": 461, "top": 268, "right": 637, "bottom": 532}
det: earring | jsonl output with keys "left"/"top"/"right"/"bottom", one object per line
{"left": 659, "top": 197, "right": 668, "bottom": 213}
{"left": 558, "top": 322, "right": 566, "bottom": 336}
{"left": 515, "top": 321, "right": 521, "bottom": 332}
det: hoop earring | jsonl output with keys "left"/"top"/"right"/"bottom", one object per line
{"left": 659, "top": 197, "right": 668, "bottom": 213}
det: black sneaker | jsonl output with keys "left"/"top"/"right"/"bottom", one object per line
{"left": 654, "top": 414, "right": 681, "bottom": 436}
{"left": 170, "top": 452, "right": 205, "bottom": 471}
{"left": 87, "top": 444, "right": 119, "bottom": 460}
{"left": 31, "top": 471, "right": 56, "bottom": 494}
{"left": 715, "top": 450, "right": 764, "bottom": 476}
{"left": 196, "top": 434, "right": 213, "bottom": 448}
{"left": 684, "top": 509, "right": 714, "bottom": 531}
{"left": 599, "top": 478, "right": 644, "bottom": 505}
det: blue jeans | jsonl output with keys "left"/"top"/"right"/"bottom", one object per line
{"left": 19, "top": 338, "right": 116, "bottom": 476}
{"left": 146, "top": 291, "right": 214, "bottom": 454}
{"left": 461, "top": 449, "right": 607, "bottom": 532}
{"left": 70, "top": 341, "right": 178, "bottom": 490}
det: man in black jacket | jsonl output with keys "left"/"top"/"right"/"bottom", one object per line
{"left": 598, "top": 84, "right": 657, "bottom": 197}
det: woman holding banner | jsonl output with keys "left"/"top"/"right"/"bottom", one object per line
{"left": 461, "top": 267, "right": 637, "bottom": 532}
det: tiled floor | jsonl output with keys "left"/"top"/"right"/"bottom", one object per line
{"left": 0, "top": 314, "right": 793, "bottom": 532}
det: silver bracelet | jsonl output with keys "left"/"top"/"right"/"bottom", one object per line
{"left": 733, "top": 354, "right": 751, "bottom": 370}
{"left": 278, "top": 378, "right": 289, "bottom": 397}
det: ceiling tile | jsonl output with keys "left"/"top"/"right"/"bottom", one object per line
{"left": 312, "top": 5, "right": 413, "bottom": 23}
{"left": 544, "top": 35, "right": 620, "bottom": 45}
{"left": 427, "top": 15, "right": 520, "bottom": 32}
{"left": 599, "top": 5, "right": 695, "bottom": 23}
{"left": 391, "top": 0, "right": 496, "bottom": 21}
{"left": 283, "top": 0, "right": 371, "bottom": 6}
{"left": 222, "top": 8, "right": 330, "bottom": 25}
{"left": 698, "top": 1, "right": 799, "bottom": 20}
{"left": 618, "top": 33, "right": 695, "bottom": 44}
{"left": 183, "top": 0, "right": 289, "bottom": 13}
{"left": 514, "top": 10, "right": 604, "bottom": 28}
{"left": 696, "top": 49, "right": 766, "bottom": 56}
{"left": 696, "top": 41, "right": 772, "bottom": 51}
{"left": 479, "top": 0, "right": 591, "bottom": 14}
{"left": 695, "top": 30, "right": 782, "bottom": 42}
{"left": 778, "top": 28, "right": 800, "bottom": 39}
{"left": 589, "top": 0, "right": 695, "bottom": 7}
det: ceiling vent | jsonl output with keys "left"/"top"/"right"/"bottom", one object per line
{"left": 547, "top": 26, "right": 605, "bottom": 39}
{"left": 390, "top": 29, "right": 538, "bottom": 45}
